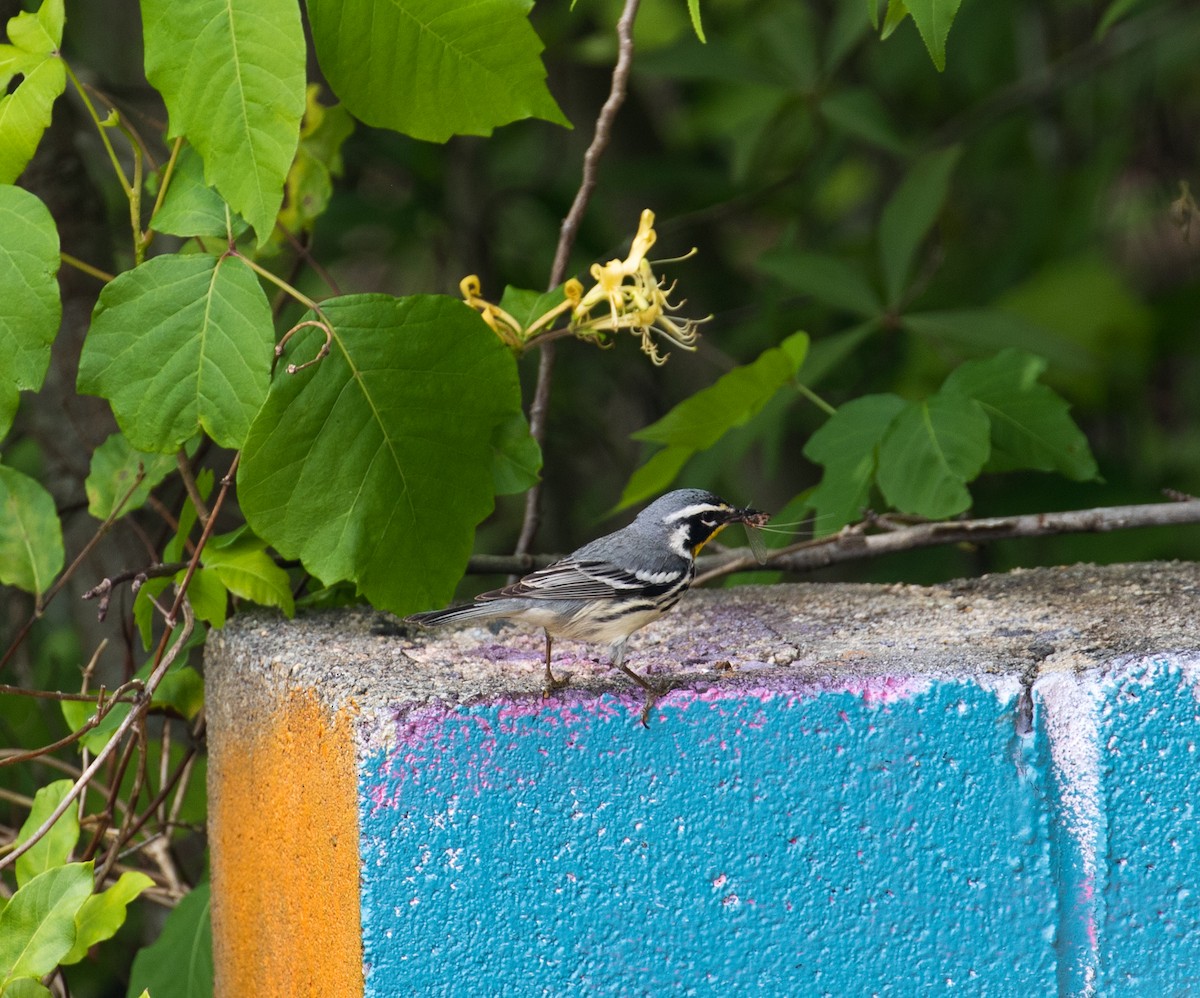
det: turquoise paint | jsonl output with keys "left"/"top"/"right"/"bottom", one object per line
{"left": 358, "top": 679, "right": 1057, "bottom": 995}
{"left": 1100, "top": 657, "right": 1200, "bottom": 992}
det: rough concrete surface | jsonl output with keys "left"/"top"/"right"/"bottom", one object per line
{"left": 209, "top": 560, "right": 1200, "bottom": 717}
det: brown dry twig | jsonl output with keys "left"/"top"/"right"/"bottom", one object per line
{"left": 691, "top": 497, "right": 1200, "bottom": 586}
{"left": 513, "top": 0, "right": 644, "bottom": 561}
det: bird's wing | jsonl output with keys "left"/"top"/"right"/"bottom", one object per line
{"left": 480, "top": 559, "right": 683, "bottom": 602}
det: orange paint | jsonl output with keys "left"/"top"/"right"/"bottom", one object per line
{"left": 209, "top": 688, "right": 362, "bottom": 995}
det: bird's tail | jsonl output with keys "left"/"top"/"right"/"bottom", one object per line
{"left": 406, "top": 603, "right": 507, "bottom": 629}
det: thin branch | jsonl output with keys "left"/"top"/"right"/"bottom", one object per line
{"left": 176, "top": 451, "right": 211, "bottom": 527}
{"left": 513, "top": 0, "right": 644, "bottom": 560}
{"left": 691, "top": 498, "right": 1200, "bottom": 586}
{"left": 81, "top": 562, "right": 189, "bottom": 623}
{"left": 0, "top": 603, "right": 192, "bottom": 873}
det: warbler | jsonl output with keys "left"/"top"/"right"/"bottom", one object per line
{"left": 407, "top": 489, "right": 769, "bottom": 719}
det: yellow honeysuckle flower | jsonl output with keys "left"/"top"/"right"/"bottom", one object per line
{"left": 570, "top": 209, "right": 708, "bottom": 365}
{"left": 457, "top": 210, "right": 707, "bottom": 363}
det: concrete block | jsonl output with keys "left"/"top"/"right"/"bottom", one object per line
{"left": 205, "top": 561, "right": 1200, "bottom": 996}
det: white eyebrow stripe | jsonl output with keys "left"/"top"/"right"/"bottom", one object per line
{"left": 662, "top": 503, "right": 730, "bottom": 523}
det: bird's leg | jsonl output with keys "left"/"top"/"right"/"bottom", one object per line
{"left": 610, "top": 642, "right": 669, "bottom": 727}
{"left": 542, "top": 630, "right": 569, "bottom": 697}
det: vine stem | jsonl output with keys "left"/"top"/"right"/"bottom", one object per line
{"left": 513, "top": 0, "right": 644, "bottom": 560}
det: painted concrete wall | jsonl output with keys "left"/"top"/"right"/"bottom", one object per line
{"left": 205, "top": 562, "right": 1200, "bottom": 996}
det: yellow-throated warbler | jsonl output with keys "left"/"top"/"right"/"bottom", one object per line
{"left": 408, "top": 489, "right": 769, "bottom": 717}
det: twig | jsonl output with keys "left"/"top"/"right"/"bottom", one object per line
{"left": 176, "top": 451, "right": 211, "bottom": 527}
{"left": 691, "top": 497, "right": 1200, "bottom": 586}
{"left": 513, "top": 0, "right": 644, "bottom": 560}
{"left": 82, "top": 562, "right": 189, "bottom": 622}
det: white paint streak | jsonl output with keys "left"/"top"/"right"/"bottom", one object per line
{"left": 1036, "top": 663, "right": 1103, "bottom": 881}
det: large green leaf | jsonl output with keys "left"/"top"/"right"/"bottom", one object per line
{"left": 0, "top": 185, "right": 61, "bottom": 439}
{"left": 126, "top": 884, "right": 212, "bottom": 998}
{"left": 306, "top": 0, "right": 570, "bottom": 142}
{"left": 0, "top": 862, "right": 94, "bottom": 987}
{"left": 941, "top": 349, "right": 1099, "bottom": 480}
{"left": 876, "top": 392, "right": 990, "bottom": 518}
{"left": 77, "top": 253, "right": 274, "bottom": 452}
{"left": 0, "top": 464, "right": 63, "bottom": 598}
{"left": 61, "top": 872, "right": 154, "bottom": 966}
{"left": 877, "top": 146, "right": 960, "bottom": 305}
{"left": 239, "top": 294, "right": 527, "bottom": 615}
{"left": 140, "top": 0, "right": 306, "bottom": 244}
{"left": 84, "top": 432, "right": 180, "bottom": 521}
{"left": 0, "top": 0, "right": 66, "bottom": 185}
{"left": 803, "top": 393, "right": 907, "bottom": 533}
{"left": 15, "top": 780, "right": 78, "bottom": 889}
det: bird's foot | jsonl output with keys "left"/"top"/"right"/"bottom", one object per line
{"left": 614, "top": 663, "right": 671, "bottom": 728}
{"left": 542, "top": 666, "right": 571, "bottom": 699}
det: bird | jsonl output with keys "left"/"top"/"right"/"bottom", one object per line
{"left": 407, "top": 489, "right": 769, "bottom": 722}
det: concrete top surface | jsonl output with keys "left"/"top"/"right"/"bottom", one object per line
{"left": 206, "top": 561, "right": 1200, "bottom": 714}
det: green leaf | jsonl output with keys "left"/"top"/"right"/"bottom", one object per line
{"left": 141, "top": 0, "right": 306, "bottom": 244}
{"left": 877, "top": 146, "right": 961, "bottom": 305}
{"left": 904, "top": 0, "right": 963, "bottom": 71}
{"left": 633, "top": 332, "right": 809, "bottom": 448}
{"left": 2, "top": 978, "right": 53, "bottom": 998}
{"left": 132, "top": 577, "right": 171, "bottom": 652}
{"left": 490, "top": 411, "right": 542, "bottom": 496}
{"left": 61, "top": 871, "right": 154, "bottom": 966}
{"left": 152, "top": 665, "right": 205, "bottom": 720}
{"left": 803, "top": 393, "right": 907, "bottom": 533}
{"left": 202, "top": 528, "right": 295, "bottom": 616}
{"left": 15, "top": 781, "right": 78, "bottom": 889}
{"left": 77, "top": 253, "right": 274, "bottom": 452}
{"left": 0, "top": 185, "right": 61, "bottom": 439}
{"left": 150, "top": 145, "right": 247, "bottom": 240}
{"left": 902, "top": 307, "right": 1092, "bottom": 374}
{"left": 239, "top": 294, "right": 526, "bottom": 615}
{"left": 0, "top": 464, "right": 63, "bottom": 597}
{"left": 1095, "top": 0, "right": 1146, "bottom": 39}
{"left": 880, "top": 0, "right": 909, "bottom": 39}
{"left": 495, "top": 284, "right": 571, "bottom": 333}
{"left": 0, "top": 862, "right": 94, "bottom": 986}
{"left": 818, "top": 88, "right": 908, "bottom": 155}
{"left": 758, "top": 251, "right": 881, "bottom": 317}
{"left": 687, "top": 0, "right": 707, "bottom": 43}
{"left": 306, "top": 0, "right": 570, "bottom": 143}
{"left": 876, "top": 393, "right": 990, "bottom": 518}
{"left": 85, "top": 433, "right": 179, "bottom": 521}
{"left": 127, "top": 884, "right": 212, "bottom": 998}
{"left": 0, "top": 0, "right": 66, "bottom": 185}
{"left": 183, "top": 566, "right": 227, "bottom": 628}
{"left": 616, "top": 444, "right": 693, "bottom": 511}
{"left": 276, "top": 87, "right": 355, "bottom": 239}
{"left": 941, "top": 349, "right": 1099, "bottom": 480}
